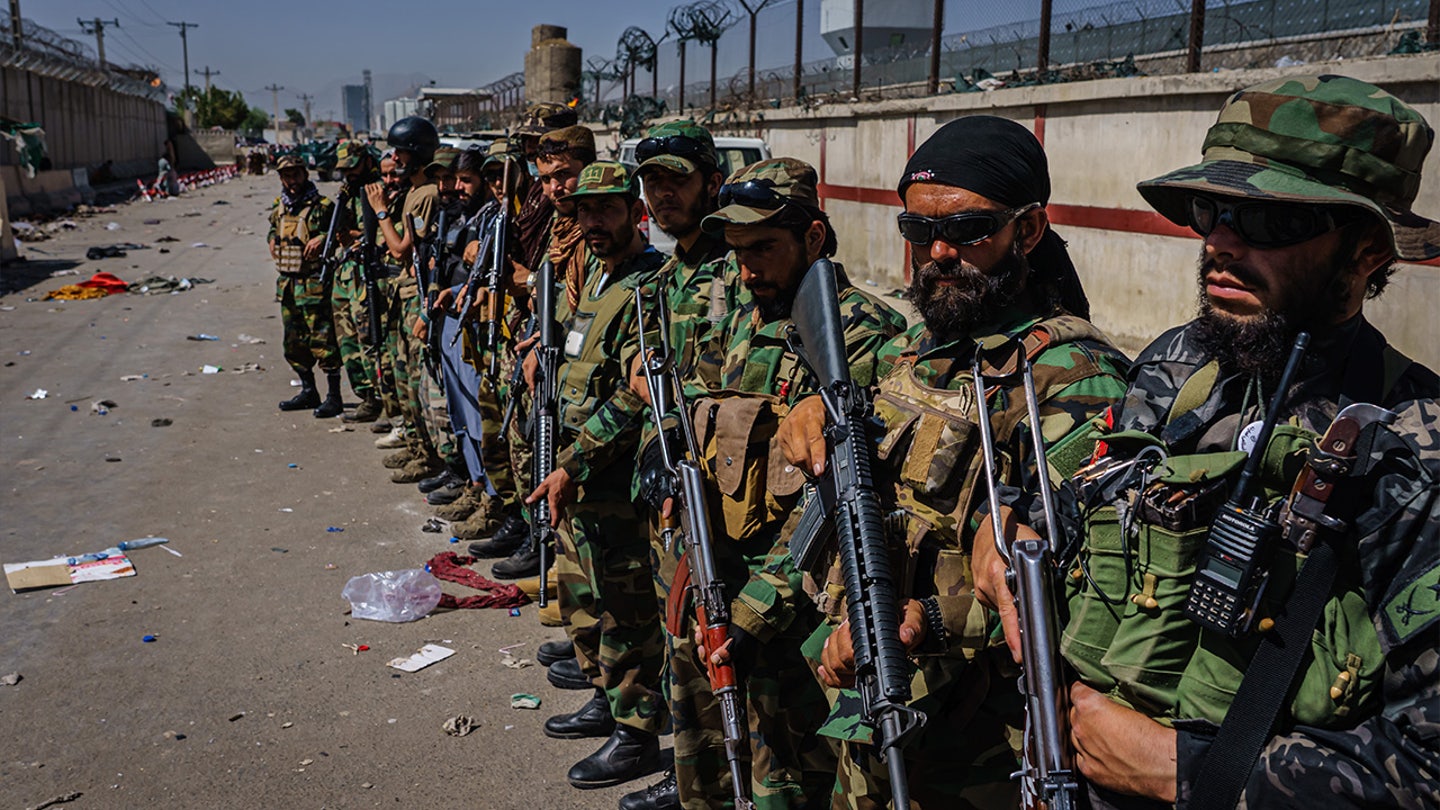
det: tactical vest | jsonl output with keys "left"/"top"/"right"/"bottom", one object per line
{"left": 555, "top": 271, "right": 645, "bottom": 435}
{"left": 691, "top": 392, "right": 807, "bottom": 543}
{"left": 274, "top": 203, "right": 317, "bottom": 276}
{"left": 1062, "top": 357, "right": 1403, "bottom": 730}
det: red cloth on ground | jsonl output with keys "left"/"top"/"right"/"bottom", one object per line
{"left": 426, "top": 552, "right": 530, "bottom": 609}
{"left": 77, "top": 272, "right": 129, "bottom": 293}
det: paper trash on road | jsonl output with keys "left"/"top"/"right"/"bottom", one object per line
{"left": 26, "top": 389, "right": 48, "bottom": 400}
{"left": 386, "top": 644, "right": 455, "bottom": 673}
{"left": 5, "top": 549, "right": 136, "bottom": 592}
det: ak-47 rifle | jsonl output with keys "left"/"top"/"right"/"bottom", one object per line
{"left": 634, "top": 286, "right": 755, "bottom": 810}
{"left": 413, "top": 208, "right": 445, "bottom": 384}
{"left": 450, "top": 159, "right": 514, "bottom": 383}
{"left": 972, "top": 353, "right": 1078, "bottom": 810}
{"left": 317, "top": 185, "right": 348, "bottom": 286}
{"left": 499, "top": 313, "right": 539, "bottom": 438}
{"left": 450, "top": 209, "right": 496, "bottom": 348}
{"left": 530, "top": 259, "right": 560, "bottom": 608}
{"left": 788, "top": 258, "right": 925, "bottom": 809}
{"left": 358, "top": 194, "right": 384, "bottom": 349}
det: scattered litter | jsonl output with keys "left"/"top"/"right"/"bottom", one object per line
{"left": 279, "top": 508, "right": 294, "bottom": 513}
{"left": 129, "top": 275, "right": 211, "bottom": 295}
{"left": 201, "top": 365, "right": 221, "bottom": 374}
{"left": 236, "top": 334, "right": 265, "bottom": 344}
{"left": 386, "top": 643, "right": 455, "bottom": 672}
{"left": 70, "top": 405, "right": 78, "bottom": 412}
{"left": 426, "top": 552, "right": 530, "bottom": 610}
{"left": 228, "top": 712, "right": 245, "bottom": 722}
{"left": 299, "top": 758, "right": 313, "bottom": 767}
{"left": 1, "top": 672, "right": 20, "bottom": 686}
{"left": 290, "top": 379, "right": 302, "bottom": 387}
{"left": 421, "top": 517, "right": 447, "bottom": 533}
{"left": 441, "top": 715, "right": 479, "bottom": 737}
{"left": 156, "top": 235, "right": 179, "bottom": 243}
{"left": 282, "top": 722, "right": 293, "bottom": 729}
{"left": 326, "top": 526, "right": 344, "bottom": 532}
{"left": 160, "top": 545, "right": 183, "bottom": 557}
{"left": 502, "top": 654, "right": 532, "bottom": 670}
{"left": 86, "top": 244, "right": 146, "bottom": 260}
{"left": 91, "top": 399, "right": 117, "bottom": 415}
{"left": 50, "top": 268, "right": 80, "bottom": 277}
{"left": 287, "top": 463, "right": 298, "bottom": 469}
{"left": 327, "top": 426, "right": 352, "bottom": 433}
{"left": 230, "top": 362, "right": 263, "bottom": 374}
{"left": 26, "top": 389, "right": 48, "bottom": 400}
{"left": 5, "top": 547, "right": 137, "bottom": 591}
{"left": 187, "top": 334, "right": 219, "bottom": 341}
{"left": 510, "top": 693, "right": 542, "bottom": 710}
{"left": 151, "top": 418, "right": 173, "bottom": 428}
{"left": 24, "top": 792, "right": 82, "bottom": 810}
{"left": 143, "top": 218, "right": 161, "bottom": 225}
{"left": 324, "top": 563, "right": 336, "bottom": 570}
{"left": 120, "top": 374, "right": 146, "bottom": 382}
{"left": 105, "top": 457, "right": 121, "bottom": 462}
{"left": 212, "top": 199, "right": 230, "bottom": 205}
{"left": 190, "top": 242, "right": 208, "bottom": 248}
{"left": 162, "top": 730, "right": 186, "bottom": 740}
{"left": 271, "top": 547, "right": 289, "bottom": 553}
{"left": 508, "top": 608, "right": 522, "bottom": 617}
{"left": 341, "top": 643, "right": 370, "bottom": 655}
{"left": 142, "top": 634, "right": 157, "bottom": 643}
{"left": 231, "top": 226, "right": 254, "bottom": 235}
{"left": 344, "top": 570, "right": 443, "bottom": 623}
{"left": 1, "top": 306, "right": 14, "bottom": 311}
{"left": 105, "top": 222, "right": 121, "bottom": 231}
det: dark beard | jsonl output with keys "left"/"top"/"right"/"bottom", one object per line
{"left": 906, "top": 247, "right": 1029, "bottom": 343}
{"left": 1189, "top": 246, "right": 1351, "bottom": 382}
{"left": 754, "top": 292, "right": 792, "bottom": 321}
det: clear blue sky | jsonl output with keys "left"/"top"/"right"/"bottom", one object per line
{"left": 25, "top": 0, "right": 1050, "bottom": 121}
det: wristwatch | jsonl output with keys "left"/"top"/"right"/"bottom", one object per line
{"left": 375, "top": 209, "right": 389, "bottom": 221}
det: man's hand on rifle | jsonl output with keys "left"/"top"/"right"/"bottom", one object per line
{"left": 1069, "top": 682, "right": 1177, "bottom": 802}
{"left": 972, "top": 503, "right": 1038, "bottom": 664}
{"left": 412, "top": 318, "right": 427, "bottom": 341}
{"left": 777, "top": 395, "right": 830, "bottom": 477}
{"left": 433, "top": 287, "right": 456, "bottom": 314}
{"left": 363, "top": 182, "right": 387, "bottom": 213}
{"left": 462, "top": 239, "right": 481, "bottom": 266}
{"left": 695, "top": 624, "right": 759, "bottom": 683}
{"left": 816, "top": 600, "right": 927, "bottom": 688}
{"left": 518, "top": 334, "right": 540, "bottom": 389}
{"left": 628, "top": 353, "right": 651, "bottom": 406}
{"left": 527, "top": 468, "right": 576, "bottom": 526}
{"left": 303, "top": 234, "right": 326, "bottom": 261}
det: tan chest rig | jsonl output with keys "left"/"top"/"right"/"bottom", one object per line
{"left": 274, "top": 204, "right": 315, "bottom": 276}
{"left": 555, "top": 275, "right": 637, "bottom": 436}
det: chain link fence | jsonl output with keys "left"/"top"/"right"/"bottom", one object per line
{"left": 589, "top": 0, "right": 1432, "bottom": 117}
{"left": 2, "top": 16, "right": 168, "bottom": 103}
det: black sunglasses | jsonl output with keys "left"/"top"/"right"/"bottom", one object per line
{"left": 718, "top": 178, "right": 787, "bottom": 210}
{"left": 635, "top": 134, "right": 712, "bottom": 165}
{"left": 896, "top": 203, "right": 1039, "bottom": 246}
{"left": 1186, "top": 196, "right": 1360, "bottom": 249}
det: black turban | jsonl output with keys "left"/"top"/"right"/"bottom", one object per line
{"left": 898, "top": 115, "right": 1090, "bottom": 320}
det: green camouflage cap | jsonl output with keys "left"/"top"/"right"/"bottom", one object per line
{"left": 568, "top": 160, "right": 637, "bottom": 200}
{"left": 635, "top": 120, "right": 719, "bottom": 177}
{"left": 424, "top": 145, "right": 462, "bottom": 177}
{"left": 481, "top": 138, "right": 519, "bottom": 169}
{"left": 1138, "top": 74, "right": 1440, "bottom": 262}
{"left": 333, "top": 140, "right": 370, "bottom": 169}
{"left": 701, "top": 157, "right": 820, "bottom": 233}
{"left": 515, "top": 101, "right": 579, "bottom": 136}
{"left": 275, "top": 154, "right": 306, "bottom": 172}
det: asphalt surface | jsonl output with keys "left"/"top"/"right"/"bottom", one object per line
{"left": 0, "top": 175, "right": 656, "bottom": 809}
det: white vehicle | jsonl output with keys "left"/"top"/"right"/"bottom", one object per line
{"left": 617, "top": 135, "right": 771, "bottom": 255}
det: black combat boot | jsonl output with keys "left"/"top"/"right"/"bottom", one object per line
{"left": 547, "top": 656, "right": 593, "bottom": 690}
{"left": 536, "top": 638, "right": 574, "bottom": 667}
{"left": 543, "top": 689, "right": 615, "bottom": 739}
{"left": 618, "top": 768, "right": 680, "bottom": 810}
{"left": 313, "top": 372, "right": 343, "bottom": 418}
{"left": 279, "top": 370, "right": 320, "bottom": 411}
{"left": 466, "top": 514, "right": 528, "bottom": 558}
{"left": 342, "top": 394, "right": 382, "bottom": 423}
{"left": 566, "top": 724, "right": 662, "bottom": 789}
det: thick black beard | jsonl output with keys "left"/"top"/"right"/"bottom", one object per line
{"left": 652, "top": 189, "right": 712, "bottom": 242}
{"left": 587, "top": 225, "right": 635, "bottom": 259}
{"left": 754, "top": 292, "right": 792, "bottom": 321}
{"left": 906, "top": 247, "right": 1029, "bottom": 344}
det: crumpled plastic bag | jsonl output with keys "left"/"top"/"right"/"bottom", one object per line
{"left": 341, "top": 569, "right": 443, "bottom": 622}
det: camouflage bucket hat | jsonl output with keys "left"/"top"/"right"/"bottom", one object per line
{"left": 275, "top": 154, "right": 306, "bottom": 172}
{"left": 702, "top": 157, "right": 820, "bottom": 233}
{"left": 635, "top": 120, "right": 719, "bottom": 176}
{"left": 333, "top": 140, "right": 369, "bottom": 169}
{"left": 1138, "top": 74, "right": 1440, "bottom": 262}
{"left": 568, "top": 160, "right": 637, "bottom": 200}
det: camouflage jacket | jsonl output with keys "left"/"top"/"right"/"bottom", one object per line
{"left": 1076, "top": 317, "right": 1439, "bottom": 808}
{"left": 554, "top": 247, "right": 668, "bottom": 483}
{"left": 875, "top": 308, "right": 1129, "bottom": 654}
{"left": 698, "top": 263, "right": 907, "bottom": 643}
{"left": 267, "top": 189, "right": 334, "bottom": 275}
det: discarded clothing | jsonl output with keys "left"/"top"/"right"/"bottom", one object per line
{"left": 426, "top": 552, "right": 530, "bottom": 609}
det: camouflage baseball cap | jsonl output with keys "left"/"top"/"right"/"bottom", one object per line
{"left": 275, "top": 154, "right": 305, "bottom": 172}
{"left": 333, "top": 140, "right": 370, "bottom": 169}
{"left": 568, "top": 161, "right": 637, "bottom": 201}
{"left": 1138, "top": 74, "right": 1440, "bottom": 262}
{"left": 537, "top": 125, "right": 596, "bottom": 160}
{"left": 515, "top": 101, "right": 579, "bottom": 136}
{"left": 701, "top": 157, "right": 820, "bottom": 233}
{"left": 424, "top": 145, "right": 462, "bottom": 177}
{"left": 481, "top": 138, "right": 519, "bottom": 169}
{"left": 635, "top": 120, "right": 719, "bottom": 177}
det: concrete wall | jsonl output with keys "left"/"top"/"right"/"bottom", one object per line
{"left": 2, "top": 66, "right": 168, "bottom": 173}
{"left": 726, "top": 53, "right": 1440, "bottom": 366}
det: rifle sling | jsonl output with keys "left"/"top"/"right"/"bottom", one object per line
{"left": 1185, "top": 538, "right": 1339, "bottom": 809}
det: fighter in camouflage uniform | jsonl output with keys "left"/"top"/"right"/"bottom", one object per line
{"left": 677, "top": 158, "right": 906, "bottom": 810}
{"left": 779, "top": 117, "right": 1131, "bottom": 810}
{"left": 268, "top": 153, "right": 342, "bottom": 417}
{"left": 327, "top": 140, "right": 384, "bottom": 423}
{"left": 373, "top": 155, "right": 411, "bottom": 449}
{"left": 526, "top": 162, "right": 670, "bottom": 791}
{"left": 975, "top": 75, "right": 1440, "bottom": 809}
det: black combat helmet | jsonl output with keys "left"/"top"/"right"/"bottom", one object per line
{"left": 387, "top": 116, "right": 440, "bottom": 165}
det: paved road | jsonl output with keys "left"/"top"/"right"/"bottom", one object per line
{"left": 1, "top": 176, "right": 651, "bottom": 809}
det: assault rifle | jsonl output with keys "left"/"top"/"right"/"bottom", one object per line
{"left": 788, "top": 258, "right": 924, "bottom": 809}
{"left": 530, "top": 259, "right": 561, "bottom": 608}
{"left": 973, "top": 353, "right": 1078, "bottom": 810}
{"left": 450, "top": 209, "right": 502, "bottom": 362}
{"left": 317, "top": 185, "right": 348, "bottom": 286}
{"left": 499, "top": 313, "right": 539, "bottom": 438}
{"left": 634, "top": 286, "right": 755, "bottom": 810}
{"left": 413, "top": 208, "right": 447, "bottom": 384}
{"left": 358, "top": 194, "right": 384, "bottom": 349}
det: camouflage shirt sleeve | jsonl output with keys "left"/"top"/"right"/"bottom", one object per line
{"left": 1176, "top": 399, "right": 1440, "bottom": 808}
{"left": 267, "top": 200, "right": 281, "bottom": 245}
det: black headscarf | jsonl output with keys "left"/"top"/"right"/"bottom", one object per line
{"left": 899, "top": 115, "right": 1090, "bottom": 320}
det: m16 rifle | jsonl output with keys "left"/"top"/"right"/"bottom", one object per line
{"left": 356, "top": 194, "right": 385, "bottom": 354}
{"left": 788, "top": 257, "right": 924, "bottom": 809}
{"left": 634, "top": 285, "right": 755, "bottom": 810}
{"left": 530, "top": 259, "right": 560, "bottom": 608}
{"left": 973, "top": 353, "right": 1078, "bottom": 810}
{"left": 499, "top": 313, "right": 539, "bottom": 438}
{"left": 317, "top": 185, "right": 348, "bottom": 287}
{"left": 413, "top": 208, "right": 446, "bottom": 384}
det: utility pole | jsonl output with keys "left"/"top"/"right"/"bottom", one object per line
{"left": 852, "top": 0, "right": 864, "bottom": 100}
{"left": 78, "top": 17, "right": 120, "bottom": 69}
{"left": 9, "top": 0, "right": 22, "bottom": 48}
{"left": 194, "top": 65, "right": 220, "bottom": 93}
{"left": 264, "top": 83, "right": 285, "bottom": 143}
{"left": 166, "top": 20, "right": 199, "bottom": 96}
{"left": 296, "top": 92, "right": 314, "bottom": 126}
{"left": 1186, "top": 0, "right": 1205, "bottom": 73}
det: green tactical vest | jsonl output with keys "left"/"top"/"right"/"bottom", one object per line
{"left": 555, "top": 270, "right": 645, "bottom": 434}
{"left": 1063, "top": 361, "right": 1389, "bottom": 730}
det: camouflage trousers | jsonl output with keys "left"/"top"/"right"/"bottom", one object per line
{"left": 804, "top": 626, "right": 1021, "bottom": 810}
{"left": 277, "top": 274, "right": 339, "bottom": 374}
{"left": 556, "top": 471, "right": 667, "bottom": 734}
{"left": 385, "top": 276, "right": 438, "bottom": 462}
{"left": 656, "top": 519, "right": 837, "bottom": 810}
{"left": 329, "top": 261, "right": 379, "bottom": 400}
{"left": 375, "top": 269, "right": 403, "bottom": 420}
{"left": 504, "top": 384, "right": 533, "bottom": 517}
{"left": 468, "top": 337, "right": 519, "bottom": 509}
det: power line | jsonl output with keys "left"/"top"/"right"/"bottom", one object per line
{"left": 166, "top": 20, "right": 198, "bottom": 96}
{"left": 78, "top": 17, "right": 121, "bottom": 69}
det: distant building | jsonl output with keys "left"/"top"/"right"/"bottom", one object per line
{"left": 380, "top": 97, "right": 420, "bottom": 135}
{"left": 342, "top": 84, "right": 371, "bottom": 134}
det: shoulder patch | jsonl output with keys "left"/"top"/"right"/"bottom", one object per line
{"left": 1382, "top": 564, "right": 1440, "bottom": 647}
